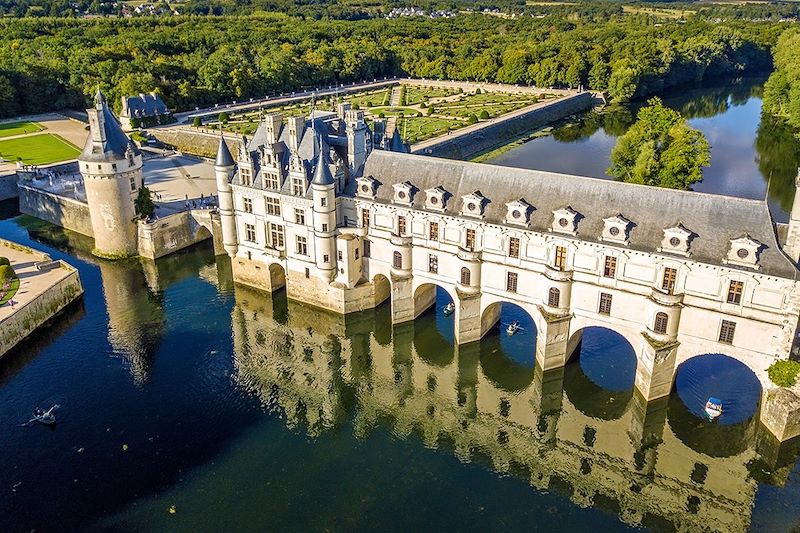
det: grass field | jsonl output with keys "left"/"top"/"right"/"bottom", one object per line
{"left": 0, "top": 133, "right": 80, "bottom": 165}
{"left": 0, "top": 121, "right": 44, "bottom": 139}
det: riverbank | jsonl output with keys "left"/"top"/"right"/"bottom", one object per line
{"left": 0, "top": 238, "right": 83, "bottom": 358}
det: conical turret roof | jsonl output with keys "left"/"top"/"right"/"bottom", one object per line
{"left": 312, "top": 143, "right": 335, "bottom": 186}
{"left": 215, "top": 133, "right": 234, "bottom": 167}
{"left": 80, "top": 88, "right": 140, "bottom": 163}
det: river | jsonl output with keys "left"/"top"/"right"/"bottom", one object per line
{"left": 1, "top": 79, "right": 800, "bottom": 532}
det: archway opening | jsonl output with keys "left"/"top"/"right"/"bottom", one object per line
{"left": 413, "top": 285, "right": 455, "bottom": 367}
{"left": 667, "top": 353, "right": 762, "bottom": 457}
{"left": 268, "top": 262, "right": 286, "bottom": 292}
{"left": 563, "top": 327, "right": 637, "bottom": 420}
{"left": 371, "top": 274, "right": 392, "bottom": 346}
{"left": 478, "top": 302, "right": 538, "bottom": 392}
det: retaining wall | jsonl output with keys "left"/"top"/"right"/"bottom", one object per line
{"left": 0, "top": 174, "right": 18, "bottom": 201}
{"left": 137, "top": 210, "right": 213, "bottom": 259}
{"left": 0, "top": 247, "right": 83, "bottom": 358}
{"left": 412, "top": 92, "right": 593, "bottom": 160}
{"left": 18, "top": 183, "right": 93, "bottom": 237}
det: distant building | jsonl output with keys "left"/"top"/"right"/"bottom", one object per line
{"left": 119, "top": 92, "right": 174, "bottom": 130}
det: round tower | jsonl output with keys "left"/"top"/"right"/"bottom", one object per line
{"left": 311, "top": 143, "right": 337, "bottom": 282}
{"left": 214, "top": 134, "right": 238, "bottom": 258}
{"left": 80, "top": 89, "right": 142, "bottom": 259}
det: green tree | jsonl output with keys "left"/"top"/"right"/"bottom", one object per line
{"left": 608, "top": 97, "right": 710, "bottom": 189}
{"left": 218, "top": 112, "right": 230, "bottom": 125}
{"left": 135, "top": 185, "right": 156, "bottom": 219}
{"left": 478, "top": 110, "right": 489, "bottom": 120}
{"left": 192, "top": 116, "right": 202, "bottom": 128}
{"left": 467, "top": 113, "right": 478, "bottom": 124}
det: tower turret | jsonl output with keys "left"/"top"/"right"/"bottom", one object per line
{"left": 79, "top": 89, "right": 142, "bottom": 258}
{"left": 215, "top": 134, "right": 238, "bottom": 258}
{"left": 345, "top": 109, "right": 369, "bottom": 178}
{"left": 311, "top": 143, "right": 337, "bottom": 282}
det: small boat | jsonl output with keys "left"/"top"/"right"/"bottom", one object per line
{"left": 705, "top": 397, "right": 723, "bottom": 421}
{"left": 22, "top": 404, "right": 60, "bottom": 427}
{"left": 506, "top": 321, "right": 521, "bottom": 336}
{"left": 443, "top": 302, "right": 455, "bottom": 316}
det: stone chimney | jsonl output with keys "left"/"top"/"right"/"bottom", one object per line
{"left": 286, "top": 116, "right": 305, "bottom": 151}
{"left": 264, "top": 113, "right": 283, "bottom": 145}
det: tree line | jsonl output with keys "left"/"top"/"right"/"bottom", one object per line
{"left": 763, "top": 27, "right": 800, "bottom": 132}
{"left": 0, "top": 10, "right": 789, "bottom": 119}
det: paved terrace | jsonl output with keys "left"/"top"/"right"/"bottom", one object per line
{"left": 0, "top": 240, "right": 74, "bottom": 323}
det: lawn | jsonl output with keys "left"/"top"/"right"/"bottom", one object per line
{"left": 404, "top": 85, "right": 460, "bottom": 105}
{"left": 401, "top": 117, "right": 463, "bottom": 143}
{"left": 0, "top": 121, "right": 44, "bottom": 139}
{"left": 0, "top": 133, "right": 80, "bottom": 165}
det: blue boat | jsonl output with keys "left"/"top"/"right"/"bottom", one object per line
{"left": 705, "top": 397, "right": 723, "bottom": 421}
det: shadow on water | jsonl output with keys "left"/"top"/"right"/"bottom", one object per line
{"left": 563, "top": 327, "right": 637, "bottom": 421}
{"left": 413, "top": 286, "right": 455, "bottom": 367}
{"left": 479, "top": 302, "right": 537, "bottom": 393}
{"left": 668, "top": 353, "right": 763, "bottom": 457}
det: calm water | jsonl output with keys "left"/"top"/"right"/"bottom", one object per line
{"left": 490, "top": 79, "right": 800, "bottom": 224}
{"left": 2, "top": 80, "right": 800, "bottom": 532}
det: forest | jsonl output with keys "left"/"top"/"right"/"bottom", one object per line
{"left": 0, "top": 4, "right": 797, "bottom": 120}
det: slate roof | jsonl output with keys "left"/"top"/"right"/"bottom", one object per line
{"left": 80, "top": 90, "right": 140, "bottom": 163}
{"left": 121, "top": 92, "right": 169, "bottom": 118}
{"left": 354, "top": 151, "right": 798, "bottom": 278}
{"left": 215, "top": 135, "right": 234, "bottom": 167}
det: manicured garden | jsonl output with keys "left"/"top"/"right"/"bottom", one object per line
{"left": 0, "top": 121, "right": 44, "bottom": 139}
{"left": 0, "top": 133, "right": 81, "bottom": 165}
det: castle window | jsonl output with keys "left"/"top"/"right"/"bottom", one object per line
{"left": 429, "top": 222, "right": 439, "bottom": 241}
{"left": 363, "top": 239, "right": 371, "bottom": 258}
{"left": 507, "top": 272, "right": 518, "bottom": 293}
{"left": 269, "top": 223, "right": 284, "bottom": 249}
{"left": 129, "top": 176, "right": 136, "bottom": 191}
{"left": 719, "top": 320, "right": 736, "bottom": 344}
{"left": 265, "top": 173, "right": 279, "bottom": 190}
{"left": 603, "top": 256, "right": 616, "bottom": 278}
{"left": 465, "top": 229, "right": 476, "bottom": 250}
{"left": 244, "top": 223, "right": 256, "bottom": 243}
{"left": 240, "top": 167, "right": 252, "bottom": 186}
{"left": 428, "top": 254, "right": 438, "bottom": 274}
{"left": 322, "top": 223, "right": 328, "bottom": 232}
{"left": 662, "top": 268, "right": 677, "bottom": 294}
{"left": 355, "top": 248, "right": 359, "bottom": 259}
{"left": 727, "top": 281, "right": 743, "bottom": 304}
{"left": 320, "top": 197, "right": 327, "bottom": 207}
{"left": 296, "top": 236, "right": 308, "bottom": 256}
{"left": 266, "top": 197, "right": 281, "bottom": 216}
{"left": 243, "top": 197, "right": 253, "bottom": 213}
{"left": 460, "top": 267, "right": 471, "bottom": 286}
{"left": 338, "top": 250, "right": 343, "bottom": 260}
{"left": 398, "top": 216, "right": 407, "bottom": 236}
{"left": 548, "top": 287, "right": 561, "bottom": 307}
{"left": 295, "top": 208, "right": 305, "bottom": 225}
{"left": 554, "top": 246, "right": 567, "bottom": 270}
{"left": 291, "top": 176, "right": 305, "bottom": 196}
{"left": 393, "top": 251, "right": 402, "bottom": 269}
{"left": 654, "top": 312, "right": 668, "bottom": 334}
{"left": 361, "top": 208, "right": 370, "bottom": 228}
{"left": 599, "top": 293, "right": 612, "bottom": 315}
{"left": 323, "top": 254, "right": 329, "bottom": 263}
{"left": 509, "top": 237, "right": 520, "bottom": 258}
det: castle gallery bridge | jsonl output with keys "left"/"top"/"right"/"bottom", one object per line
{"left": 209, "top": 111, "right": 800, "bottom": 442}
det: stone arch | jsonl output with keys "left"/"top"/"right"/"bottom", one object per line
{"left": 478, "top": 301, "right": 539, "bottom": 393}
{"left": 372, "top": 273, "right": 391, "bottom": 307}
{"left": 412, "top": 283, "right": 456, "bottom": 367}
{"left": 667, "top": 353, "right": 762, "bottom": 457}
{"left": 268, "top": 262, "right": 286, "bottom": 291}
{"left": 563, "top": 326, "right": 638, "bottom": 421}
{"left": 194, "top": 225, "right": 212, "bottom": 241}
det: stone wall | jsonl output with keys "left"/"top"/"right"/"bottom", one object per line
{"left": 0, "top": 261, "right": 83, "bottom": 358}
{"left": 0, "top": 174, "right": 18, "bottom": 201}
{"left": 137, "top": 210, "right": 213, "bottom": 259}
{"left": 412, "top": 92, "right": 593, "bottom": 160}
{"left": 18, "top": 183, "right": 93, "bottom": 237}
{"left": 151, "top": 129, "right": 241, "bottom": 159}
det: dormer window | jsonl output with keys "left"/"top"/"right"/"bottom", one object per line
{"left": 506, "top": 199, "right": 532, "bottom": 227}
{"left": 356, "top": 176, "right": 377, "bottom": 199}
{"left": 393, "top": 181, "right": 415, "bottom": 205}
{"left": 461, "top": 191, "right": 487, "bottom": 218}
{"left": 659, "top": 224, "right": 693, "bottom": 256}
{"left": 725, "top": 235, "right": 762, "bottom": 269}
{"left": 602, "top": 214, "right": 632, "bottom": 244}
{"left": 552, "top": 207, "right": 578, "bottom": 235}
{"left": 425, "top": 186, "right": 448, "bottom": 212}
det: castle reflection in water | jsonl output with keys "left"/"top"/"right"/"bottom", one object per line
{"left": 231, "top": 283, "right": 799, "bottom": 533}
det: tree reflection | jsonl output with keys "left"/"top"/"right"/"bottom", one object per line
{"left": 756, "top": 113, "right": 800, "bottom": 214}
